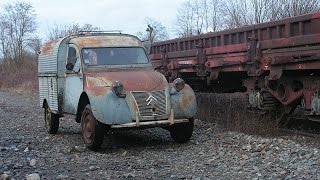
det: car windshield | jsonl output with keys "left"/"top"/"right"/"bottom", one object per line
{"left": 82, "top": 47, "right": 149, "bottom": 66}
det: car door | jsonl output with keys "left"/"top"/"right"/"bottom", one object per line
{"left": 64, "top": 44, "right": 83, "bottom": 115}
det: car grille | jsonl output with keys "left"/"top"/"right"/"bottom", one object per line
{"left": 131, "top": 90, "right": 167, "bottom": 118}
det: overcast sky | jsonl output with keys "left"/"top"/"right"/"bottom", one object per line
{"left": 0, "top": 0, "right": 185, "bottom": 39}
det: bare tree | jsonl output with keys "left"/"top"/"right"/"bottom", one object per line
{"left": 174, "top": 0, "right": 195, "bottom": 37}
{"left": 221, "top": 0, "right": 250, "bottom": 28}
{"left": 206, "top": 0, "right": 223, "bottom": 32}
{"left": 278, "top": 0, "right": 320, "bottom": 18}
{"left": 175, "top": 0, "right": 224, "bottom": 37}
{"left": 28, "top": 37, "right": 42, "bottom": 55}
{"left": 221, "top": 0, "right": 320, "bottom": 29}
{"left": 136, "top": 17, "right": 169, "bottom": 43}
{"left": 0, "top": 1, "right": 37, "bottom": 61}
{"left": 46, "top": 22, "right": 101, "bottom": 41}
{"left": 0, "top": 16, "right": 10, "bottom": 60}
{"left": 193, "top": 0, "right": 205, "bottom": 34}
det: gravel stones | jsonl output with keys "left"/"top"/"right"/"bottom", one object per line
{"left": 0, "top": 174, "right": 9, "bottom": 180}
{"left": 25, "top": 173, "right": 40, "bottom": 180}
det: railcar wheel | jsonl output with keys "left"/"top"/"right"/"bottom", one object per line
{"left": 259, "top": 91, "right": 279, "bottom": 110}
{"left": 44, "top": 106, "right": 59, "bottom": 134}
{"left": 169, "top": 118, "right": 194, "bottom": 143}
{"left": 81, "top": 105, "right": 106, "bottom": 151}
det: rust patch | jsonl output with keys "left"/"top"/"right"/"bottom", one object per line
{"left": 41, "top": 39, "right": 60, "bottom": 54}
{"left": 70, "top": 36, "right": 142, "bottom": 49}
{"left": 181, "top": 93, "right": 193, "bottom": 107}
{"left": 84, "top": 77, "right": 109, "bottom": 97}
{"left": 84, "top": 70, "right": 167, "bottom": 92}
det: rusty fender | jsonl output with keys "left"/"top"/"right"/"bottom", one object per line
{"left": 85, "top": 88, "right": 133, "bottom": 125}
{"left": 169, "top": 84, "right": 197, "bottom": 119}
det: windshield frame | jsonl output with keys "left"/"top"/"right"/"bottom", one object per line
{"left": 81, "top": 46, "right": 150, "bottom": 67}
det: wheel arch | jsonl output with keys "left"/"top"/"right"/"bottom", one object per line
{"left": 76, "top": 92, "right": 90, "bottom": 123}
{"left": 42, "top": 99, "right": 48, "bottom": 109}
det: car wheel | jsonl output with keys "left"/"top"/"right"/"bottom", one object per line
{"left": 169, "top": 118, "right": 194, "bottom": 143}
{"left": 44, "top": 106, "right": 59, "bottom": 134}
{"left": 81, "top": 104, "right": 105, "bottom": 151}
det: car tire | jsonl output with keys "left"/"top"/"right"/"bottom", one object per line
{"left": 44, "top": 106, "right": 59, "bottom": 134}
{"left": 81, "top": 104, "right": 105, "bottom": 151}
{"left": 169, "top": 118, "right": 194, "bottom": 143}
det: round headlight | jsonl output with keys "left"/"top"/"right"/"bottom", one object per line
{"left": 112, "top": 81, "right": 123, "bottom": 96}
{"left": 173, "top": 78, "right": 185, "bottom": 92}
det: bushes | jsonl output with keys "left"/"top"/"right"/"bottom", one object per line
{"left": 0, "top": 58, "right": 38, "bottom": 94}
{"left": 195, "top": 93, "right": 277, "bottom": 135}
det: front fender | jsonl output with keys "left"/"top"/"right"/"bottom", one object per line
{"left": 86, "top": 89, "right": 132, "bottom": 125}
{"left": 170, "top": 84, "right": 197, "bottom": 119}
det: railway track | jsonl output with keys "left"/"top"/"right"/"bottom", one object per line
{"left": 281, "top": 116, "right": 320, "bottom": 138}
{"left": 246, "top": 108, "right": 320, "bottom": 138}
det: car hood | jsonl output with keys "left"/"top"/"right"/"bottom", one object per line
{"left": 84, "top": 70, "right": 168, "bottom": 92}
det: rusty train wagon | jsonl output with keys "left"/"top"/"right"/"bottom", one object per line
{"left": 38, "top": 32, "right": 197, "bottom": 150}
{"left": 150, "top": 12, "right": 320, "bottom": 125}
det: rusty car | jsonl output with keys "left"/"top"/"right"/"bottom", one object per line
{"left": 38, "top": 32, "right": 197, "bottom": 150}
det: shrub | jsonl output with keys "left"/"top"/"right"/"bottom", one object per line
{"left": 195, "top": 93, "right": 277, "bottom": 135}
{"left": 0, "top": 58, "right": 38, "bottom": 94}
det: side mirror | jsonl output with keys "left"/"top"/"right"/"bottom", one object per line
{"left": 66, "top": 63, "right": 74, "bottom": 70}
{"left": 66, "top": 60, "right": 80, "bottom": 73}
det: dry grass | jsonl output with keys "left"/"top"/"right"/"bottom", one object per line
{"left": 195, "top": 93, "right": 278, "bottom": 135}
{"left": 0, "top": 59, "right": 38, "bottom": 94}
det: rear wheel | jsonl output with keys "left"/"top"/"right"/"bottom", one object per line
{"left": 44, "top": 106, "right": 59, "bottom": 134}
{"left": 81, "top": 105, "right": 106, "bottom": 151}
{"left": 169, "top": 118, "right": 194, "bottom": 143}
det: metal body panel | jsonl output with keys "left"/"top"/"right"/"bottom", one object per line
{"left": 170, "top": 84, "right": 197, "bottom": 119}
{"left": 56, "top": 39, "right": 70, "bottom": 113}
{"left": 63, "top": 43, "right": 83, "bottom": 114}
{"left": 87, "top": 90, "right": 132, "bottom": 125}
{"left": 38, "top": 76, "right": 59, "bottom": 111}
{"left": 38, "top": 38, "right": 64, "bottom": 73}
{"left": 86, "top": 84, "right": 195, "bottom": 125}
{"left": 69, "top": 35, "right": 144, "bottom": 49}
{"left": 64, "top": 75, "right": 83, "bottom": 114}
{"left": 38, "top": 38, "right": 65, "bottom": 111}
{"left": 83, "top": 70, "right": 172, "bottom": 124}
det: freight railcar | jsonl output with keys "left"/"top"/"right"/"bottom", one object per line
{"left": 150, "top": 12, "right": 320, "bottom": 125}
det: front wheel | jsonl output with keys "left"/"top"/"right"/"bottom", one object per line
{"left": 81, "top": 105, "right": 106, "bottom": 151}
{"left": 44, "top": 106, "right": 59, "bottom": 134}
{"left": 169, "top": 118, "right": 194, "bottom": 143}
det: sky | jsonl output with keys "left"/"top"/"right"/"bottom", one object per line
{"left": 0, "top": 0, "right": 185, "bottom": 40}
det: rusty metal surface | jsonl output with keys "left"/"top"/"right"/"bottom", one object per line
{"left": 69, "top": 35, "right": 143, "bottom": 49}
{"left": 83, "top": 68, "right": 197, "bottom": 124}
{"left": 84, "top": 69, "right": 168, "bottom": 93}
{"left": 169, "top": 84, "right": 197, "bottom": 119}
{"left": 38, "top": 38, "right": 64, "bottom": 73}
{"left": 149, "top": 11, "right": 320, "bottom": 116}
{"left": 83, "top": 69, "right": 169, "bottom": 124}
{"left": 38, "top": 38, "right": 66, "bottom": 111}
{"left": 39, "top": 32, "right": 198, "bottom": 127}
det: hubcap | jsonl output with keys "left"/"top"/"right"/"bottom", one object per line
{"left": 83, "top": 112, "right": 95, "bottom": 144}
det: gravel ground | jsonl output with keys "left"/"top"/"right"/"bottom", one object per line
{"left": 0, "top": 91, "right": 319, "bottom": 180}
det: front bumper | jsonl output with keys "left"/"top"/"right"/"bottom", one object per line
{"left": 111, "top": 119, "right": 189, "bottom": 128}
{"left": 110, "top": 109, "right": 189, "bottom": 128}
